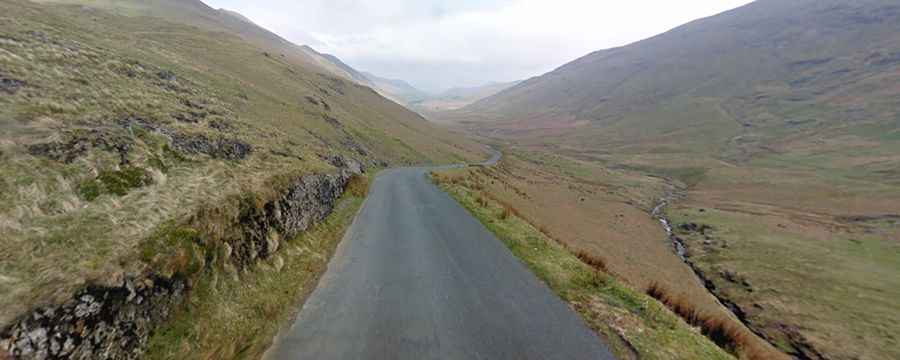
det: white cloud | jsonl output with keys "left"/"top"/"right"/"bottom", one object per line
{"left": 202, "top": 0, "right": 754, "bottom": 92}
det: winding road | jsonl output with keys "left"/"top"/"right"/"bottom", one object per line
{"left": 264, "top": 152, "right": 615, "bottom": 360}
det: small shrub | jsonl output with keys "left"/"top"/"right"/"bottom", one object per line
{"left": 476, "top": 194, "right": 489, "bottom": 207}
{"left": 138, "top": 224, "right": 207, "bottom": 278}
{"left": 575, "top": 250, "right": 608, "bottom": 273}
{"left": 346, "top": 174, "right": 369, "bottom": 198}
{"left": 429, "top": 172, "right": 443, "bottom": 184}
{"left": 702, "top": 316, "right": 747, "bottom": 354}
{"left": 77, "top": 180, "right": 102, "bottom": 201}
{"left": 499, "top": 205, "right": 514, "bottom": 220}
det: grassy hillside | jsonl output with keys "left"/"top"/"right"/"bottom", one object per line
{"left": 0, "top": 0, "right": 482, "bottom": 331}
{"left": 443, "top": 1, "right": 900, "bottom": 359}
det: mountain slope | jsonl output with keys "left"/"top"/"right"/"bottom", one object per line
{"left": 448, "top": 1, "right": 900, "bottom": 359}
{"left": 362, "top": 72, "right": 431, "bottom": 105}
{"left": 0, "top": 0, "right": 483, "bottom": 351}
{"left": 35, "top": 0, "right": 377, "bottom": 86}
{"left": 461, "top": 0, "right": 900, "bottom": 152}
{"left": 311, "top": 49, "right": 377, "bottom": 86}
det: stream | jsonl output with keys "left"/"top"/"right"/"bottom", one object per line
{"left": 651, "top": 197, "right": 688, "bottom": 261}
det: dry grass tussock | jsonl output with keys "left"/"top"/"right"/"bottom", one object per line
{"left": 498, "top": 204, "right": 517, "bottom": 220}
{"left": 345, "top": 174, "right": 369, "bottom": 198}
{"left": 646, "top": 282, "right": 772, "bottom": 359}
{"left": 575, "top": 250, "right": 608, "bottom": 273}
{"left": 476, "top": 194, "right": 490, "bottom": 207}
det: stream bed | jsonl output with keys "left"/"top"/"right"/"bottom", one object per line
{"left": 651, "top": 197, "right": 688, "bottom": 261}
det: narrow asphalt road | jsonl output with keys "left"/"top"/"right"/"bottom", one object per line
{"left": 264, "top": 152, "right": 615, "bottom": 360}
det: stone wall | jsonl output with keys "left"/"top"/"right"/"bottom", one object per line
{"left": 1, "top": 158, "right": 363, "bottom": 359}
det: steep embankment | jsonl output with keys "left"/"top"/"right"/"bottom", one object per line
{"left": 2, "top": 167, "right": 360, "bottom": 358}
{"left": 0, "top": 0, "right": 483, "bottom": 358}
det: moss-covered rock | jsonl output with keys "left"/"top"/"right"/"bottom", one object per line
{"left": 77, "top": 166, "right": 153, "bottom": 201}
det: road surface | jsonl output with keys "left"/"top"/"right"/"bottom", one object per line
{"left": 264, "top": 153, "right": 615, "bottom": 360}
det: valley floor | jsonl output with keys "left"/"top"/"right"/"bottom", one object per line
{"left": 451, "top": 143, "right": 899, "bottom": 360}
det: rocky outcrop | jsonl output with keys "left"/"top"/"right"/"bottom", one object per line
{"left": 228, "top": 163, "right": 362, "bottom": 268}
{"left": 27, "top": 130, "right": 132, "bottom": 165}
{"left": 0, "top": 76, "right": 25, "bottom": 94}
{"left": 0, "top": 275, "right": 186, "bottom": 360}
{"left": 170, "top": 133, "right": 252, "bottom": 161}
{"left": 0, "top": 158, "right": 363, "bottom": 359}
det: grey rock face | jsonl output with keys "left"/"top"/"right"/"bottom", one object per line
{"left": 0, "top": 77, "right": 25, "bottom": 94}
{"left": 156, "top": 70, "right": 176, "bottom": 82}
{"left": 27, "top": 130, "right": 132, "bottom": 165}
{"left": 170, "top": 134, "right": 252, "bottom": 160}
{"left": 229, "top": 165, "right": 361, "bottom": 268}
{"left": 0, "top": 275, "right": 186, "bottom": 360}
{"left": 322, "top": 154, "right": 364, "bottom": 175}
{"left": 116, "top": 116, "right": 251, "bottom": 161}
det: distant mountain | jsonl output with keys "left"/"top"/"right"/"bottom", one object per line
{"left": 440, "top": 81, "right": 522, "bottom": 100}
{"left": 349, "top": 72, "right": 519, "bottom": 113}
{"left": 361, "top": 72, "right": 431, "bottom": 105}
{"left": 457, "top": 0, "right": 900, "bottom": 158}
{"left": 304, "top": 47, "right": 375, "bottom": 86}
{"left": 419, "top": 81, "right": 522, "bottom": 113}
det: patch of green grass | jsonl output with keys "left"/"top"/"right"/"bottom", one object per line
{"left": 434, "top": 170, "right": 733, "bottom": 360}
{"left": 145, "top": 194, "right": 364, "bottom": 360}
{"left": 668, "top": 206, "right": 900, "bottom": 360}
{"left": 524, "top": 151, "right": 593, "bottom": 179}
{"left": 77, "top": 166, "right": 153, "bottom": 201}
{"left": 618, "top": 164, "right": 709, "bottom": 188}
{"left": 136, "top": 222, "right": 209, "bottom": 278}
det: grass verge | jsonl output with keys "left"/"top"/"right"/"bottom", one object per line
{"left": 432, "top": 170, "right": 733, "bottom": 360}
{"left": 143, "top": 191, "right": 365, "bottom": 359}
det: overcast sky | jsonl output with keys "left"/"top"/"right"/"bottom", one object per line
{"left": 201, "top": 0, "right": 754, "bottom": 93}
